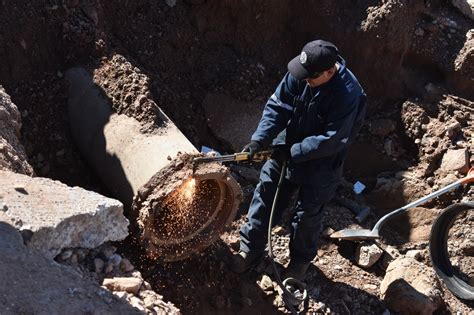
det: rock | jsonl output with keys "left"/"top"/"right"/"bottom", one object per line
{"left": 363, "top": 283, "right": 378, "bottom": 291}
{"left": 356, "top": 242, "right": 383, "bottom": 268}
{"left": 102, "top": 277, "right": 143, "bottom": 295}
{"left": 0, "top": 170, "right": 129, "bottom": 259}
{"left": 370, "top": 119, "right": 397, "bottom": 137}
{"left": 129, "top": 296, "right": 146, "bottom": 312}
{"left": 120, "top": 258, "right": 135, "bottom": 272}
{"left": 104, "top": 262, "right": 114, "bottom": 274}
{"left": 0, "top": 87, "right": 34, "bottom": 175}
{"left": 70, "top": 253, "right": 78, "bottom": 264}
{"left": 202, "top": 93, "right": 265, "bottom": 152}
{"left": 453, "top": 30, "right": 474, "bottom": 96}
{"left": 439, "top": 148, "right": 469, "bottom": 174}
{"left": 109, "top": 253, "right": 122, "bottom": 267}
{"left": 94, "top": 258, "right": 105, "bottom": 274}
{"left": 258, "top": 274, "right": 275, "bottom": 293}
{"left": 451, "top": 0, "right": 474, "bottom": 20}
{"left": 0, "top": 219, "right": 140, "bottom": 314}
{"left": 59, "top": 249, "right": 73, "bottom": 261}
{"left": 445, "top": 121, "right": 461, "bottom": 139}
{"left": 381, "top": 257, "right": 443, "bottom": 314}
{"left": 102, "top": 245, "right": 117, "bottom": 259}
{"left": 406, "top": 250, "right": 422, "bottom": 261}
{"left": 273, "top": 225, "right": 286, "bottom": 236}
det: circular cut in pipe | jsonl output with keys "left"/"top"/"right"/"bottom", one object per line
{"left": 66, "top": 67, "right": 242, "bottom": 262}
{"left": 132, "top": 153, "right": 242, "bottom": 262}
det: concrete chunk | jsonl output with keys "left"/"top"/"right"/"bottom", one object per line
{"left": 0, "top": 170, "right": 129, "bottom": 258}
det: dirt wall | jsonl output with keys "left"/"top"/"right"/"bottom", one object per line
{"left": 0, "top": 86, "right": 33, "bottom": 175}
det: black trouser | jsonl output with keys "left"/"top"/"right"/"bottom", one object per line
{"left": 239, "top": 159, "right": 334, "bottom": 263}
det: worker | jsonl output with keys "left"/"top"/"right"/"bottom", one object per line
{"left": 231, "top": 39, "right": 367, "bottom": 280}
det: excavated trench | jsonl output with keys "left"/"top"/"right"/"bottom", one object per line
{"left": 1, "top": 0, "right": 473, "bottom": 313}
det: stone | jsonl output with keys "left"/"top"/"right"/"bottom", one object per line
{"left": 439, "top": 148, "right": 469, "bottom": 174}
{"left": 0, "top": 87, "right": 34, "bottom": 175}
{"left": 129, "top": 296, "right": 146, "bottom": 312}
{"left": 120, "top": 258, "right": 135, "bottom": 272}
{"left": 451, "top": 0, "right": 474, "bottom": 20}
{"left": 355, "top": 242, "right": 383, "bottom": 268}
{"left": 94, "top": 258, "right": 105, "bottom": 274}
{"left": 273, "top": 225, "right": 287, "bottom": 236}
{"left": 0, "top": 170, "right": 129, "bottom": 259}
{"left": 258, "top": 274, "right": 275, "bottom": 292}
{"left": 104, "top": 262, "right": 114, "bottom": 274}
{"left": 102, "top": 277, "right": 143, "bottom": 295}
{"left": 59, "top": 249, "right": 73, "bottom": 261}
{"left": 381, "top": 257, "right": 443, "bottom": 314}
{"left": 406, "top": 250, "right": 422, "bottom": 261}
{"left": 202, "top": 93, "right": 265, "bottom": 152}
{"left": 109, "top": 253, "right": 122, "bottom": 267}
{"left": 102, "top": 245, "right": 117, "bottom": 259}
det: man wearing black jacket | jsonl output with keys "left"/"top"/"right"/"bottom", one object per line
{"left": 232, "top": 39, "right": 367, "bottom": 279}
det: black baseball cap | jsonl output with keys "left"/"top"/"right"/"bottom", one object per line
{"left": 287, "top": 40, "right": 339, "bottom": 80}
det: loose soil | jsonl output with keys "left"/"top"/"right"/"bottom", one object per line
{"left": 1, "top": 0, "right": 473, "bottom": 313}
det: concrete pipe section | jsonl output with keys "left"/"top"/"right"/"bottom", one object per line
{"left": 66, "top": 67, "right": 242, "bottom": 262}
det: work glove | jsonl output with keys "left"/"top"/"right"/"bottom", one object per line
{"left": 242, "top": 141, "right": 262, "bottom": 161}
{"left": 271, "top": 144, "right": 290, "bottom": 164}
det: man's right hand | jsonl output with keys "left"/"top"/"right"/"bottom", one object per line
{"left": 242, "top": 141, "right": 262, "bottom": 160}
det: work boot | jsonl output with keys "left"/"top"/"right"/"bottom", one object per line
{"left": 230, "top": 250, "right": 264, "bottom": 274}
{"left": 283, "top": 260, "right": 310, "bottom": 281}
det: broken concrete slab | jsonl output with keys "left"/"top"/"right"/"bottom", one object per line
{"left": 381, "top": 257, "right": 443, "bottom": 314}
{"left": 0, "top": 170, "right": 129, "bottom": 259}
{"left": 0, "top": 220, "right": 139, "bottom": 314}
{"left": 202, "top": 93, "right": 265, "bottom": 152}
{"left": 439, "top": 148, "right": 469, "bottom": 174}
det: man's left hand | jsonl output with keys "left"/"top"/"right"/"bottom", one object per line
{"left": 271, "top": 144, "right": 290, "bottom": 164}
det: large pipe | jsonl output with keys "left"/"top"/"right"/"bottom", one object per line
{"left": 66, "top": 67, "right": 242, "bottom": 262}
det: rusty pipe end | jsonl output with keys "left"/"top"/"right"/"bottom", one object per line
{"left": 132, "top": 154, "right": 242, "bottom": 262}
